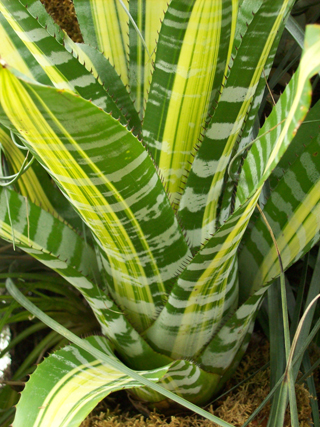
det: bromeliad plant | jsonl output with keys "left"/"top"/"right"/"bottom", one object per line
{"left": 0, "top": 0, "right": 320, "bottom": 425}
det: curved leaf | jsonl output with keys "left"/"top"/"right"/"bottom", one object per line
{"left": 238, "top": 112, "right": 320, "bottom": 300}
{"left": 198, "top": 286, "right": 266, "bottom": 375}
{"left": 13, "top": 335, "right": 170, "bottom": 427}
{"left": 63, "top": 38, "right": 142, "bottom": 135}
{"left": 236, "top": 25, "right": 320, "bottom": 204}
{"left": 8, "top": 281, "right": 233, "bottom": 427}
{"left": 0, "top": 187, "right": 174, "bottom": 370}
{"left": 0, "top": 65, "right": 191, "bottom": 332}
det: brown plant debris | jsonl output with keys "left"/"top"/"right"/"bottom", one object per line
{"left": 40, "top": 0, "right": 83, "bottom": 42}
{"left": 80, "top": 336, "right": 314, "bottom": 427}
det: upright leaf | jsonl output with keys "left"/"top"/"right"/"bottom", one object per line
{"left": 238, "top": 105, "right": 320, "bottom": 300}
{"left": 145, "top": 192, "right": 259, "bottom": 359}
{"left": 73, "top": 0, "right": 130, "bottom": 87}
{"left": 143, "top": 0, "right": 234, "bottom": 207}
{"left": 236, "top": 25, "right": 320, "bottom": 205}
{"left": 178, "top": 0, "right": 294, "bottom": 250}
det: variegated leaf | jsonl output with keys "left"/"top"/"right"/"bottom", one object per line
{"left": 238, "top": 103, "right": 320, "bottom": 300}
{"left": 128, "top": 0, "right": 168, "bottom": 115}
{"left": 73, "top": 0, "right": 130, "bottom": 86}
{"left": 217, "top": 0, "right": 291, "bottom": 226}
{"left": 0, "top": 123, "right": 84, "bottom": 230}
{"left": 236, "top": 25, "right": 320, "bottom": 205}
{"left": 0, "top": 0, "right": 128, "bottom": 124}
{"left": 144, "top": 192, "right": 260, "bottom": 359}
{"left": 0, "top": 64, "right": 192, "bottom": 332}
{"left": 18, "top": 0, "right": 66, "bottom": 44}
{"left": 197, "top": 286, "right": 266, "bottom": 376}
{"left": 0, "top": 187, "right": 172, "bottom": 370}
{"left": 13, "top": 335, "right": 170, "bottom": 427}
{"left": 178, "top": 0, "right": 294, "bottom": 250}
{"left": 63, "top": 38, "right": 142, "bottom": 135}
{"left": 0, "top": 9, "right": 51, "bottom": 85}
{"left": 143, "top": 0, "right": 234, "bottom": 207}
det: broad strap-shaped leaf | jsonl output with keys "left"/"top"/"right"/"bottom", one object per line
{"left": 269, "top": 97, "right": 320, "bottom": 190}
{"left": 178, "top": 0, "right": 294, "bottom": 250}
{"left": 142, "top": 0, "right": 234, "bottom": 207}
{"left": 238, "top": 111, "right": 320, "bottom": 300}
{"left": 73, "top": 0, "right": 130, "bottom": 87}
{"left": 197, "top": 286, "right": 267, "bottom": 375}
{"left": 63, "top": 38, "right": 142, "bottom": 135}
{"left": 0, "top": 64, "right": 191, "bottom": 332}
{"left": 13, "top": 335, "right": 171, "bottom": 427}
{"left": 236, "top": 25, "right": 320, "bottom": 205}
{"left": 217, "top": 1, "right": 291, "bottom": 227}
{"left": 0, "top": 0, "right": 128, "bottom": 123}
{"left": 144, "top": 192, "right": 260, "bottom": 360}
{"left": 143, "top": 24, "right": 320, "bottom": 362}
{"left": 12, "top": 0, "right": 141, "bottom": 132}
{"left": 131, "top": 358, "right": 220, "bottom": 407}
{"left": 0, "top": 187, "right": 172, "bottom": 370}
{"left": 18, "top": 0, "right": 66, "bottom": 44}
{"left": 0, "top": 187, "right": 100, "bottom": 293}
{"left": 128, "top": 0, "right": 168, "bottom": 115}
{"left": 13, "top": 334, "right": 222, "bottom": 427}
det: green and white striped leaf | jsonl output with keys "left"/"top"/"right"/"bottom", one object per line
{"left": 0, "top": 64, "right": 192, "bottom": 332}
{"left": 194, "top": 24, "right": 320, "bottom": 377}
{"left": 142, "top": 0, "right": 234, "bottom": 206}
{"left": 13, "top": 335, "right": 170, "bottom": 427}
{"left": 238, "top": 107, "right": 320, "bottom": 300}
{"left": 73, "top": 0, "right": 130, "bottom": 87}
{"left": 131, "top": 358, "right": 220, "bottom": 407}
{"left": 269, "top": 98, "right": 320, "bottom": 190}
{"left": 8, "top": 280, "right": 234, "bottom": 426}
{"left": 144, "top": 192, "right": 260, "bottom": 360}
{"left": 18, "top": 0, "right": 66, "bottom": 44}
{"left": 197, "top": 286, "right": 267, "bottom": 375}
{"left": 217, "top": 1, "right": 291, "bottom": 227}
{"left": 178, "top": 0, "right": 294, "bottom": 250}
{"left": 236, "top": 25, "right": 320, "bottom": 205}
{"left": 0, "top": 187, "right": 172, "bottom": 370}
{"left": 63, "top": 38, "right": 142, "bottom": 135}
{"left": 0, "top": 0, "right": 128, "bottom": 123}
{"left": 144, "top": 23, "right": 320, "bottom": 362}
